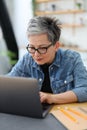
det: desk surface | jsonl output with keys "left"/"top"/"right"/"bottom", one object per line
{"left": 50, "top": 102, "right": 87, "bottom": 130}
{"left": 0, "top": 102, "right": 87, "bottom": 130}
{"left": 0, "top": 112, "right": 67, "bottom": 130}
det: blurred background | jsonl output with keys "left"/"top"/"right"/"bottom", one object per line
{"left": 0, "top": 0, "right": 87, "bottom": 74}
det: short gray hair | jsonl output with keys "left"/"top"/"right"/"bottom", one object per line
{"left": 27, "top": 16, "right": 61, "bottom": 45}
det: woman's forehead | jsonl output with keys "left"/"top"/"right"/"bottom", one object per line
{"left": 28, "top": 34, "right": 49, "bottom": 44}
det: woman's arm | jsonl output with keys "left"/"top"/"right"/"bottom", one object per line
{"left": 40, "top": 91, "right": 78, "bottom": 104}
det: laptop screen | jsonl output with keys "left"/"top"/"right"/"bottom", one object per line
{"left": 0, "top": 76, "right": 52, "bottom": 118}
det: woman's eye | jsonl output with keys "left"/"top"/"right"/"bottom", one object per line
{"left": 40, "top": 47, "right": 46, "bottom": 50}
{"left": 30, "top": 47, "right": 35, "bottom": 49}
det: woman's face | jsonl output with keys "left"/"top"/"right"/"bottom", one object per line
{"left": 28, "top": 33, "right": 59, "bottom": 65}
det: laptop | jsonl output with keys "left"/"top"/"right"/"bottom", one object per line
{"left": 0, "top": 76, "right": 52, "bottom": 118}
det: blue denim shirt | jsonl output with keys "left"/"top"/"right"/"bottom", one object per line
{"left": 8, "top": 49, "right": 87, "bottom": 102}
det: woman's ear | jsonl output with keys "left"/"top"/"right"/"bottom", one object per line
{"left": 55, "top": 41, "right": 60, "bottom": 51}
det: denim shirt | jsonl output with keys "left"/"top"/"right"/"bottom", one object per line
{"left": 8, "top": 49, "right": 87, "bottom": 102}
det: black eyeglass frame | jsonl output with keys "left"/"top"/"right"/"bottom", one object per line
{"left": 26, "top": 43, "right": 53, "bottom": 54}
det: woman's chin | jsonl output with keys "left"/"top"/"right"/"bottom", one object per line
{"left": 36, "top": 61, "right": 45, "bottom": 65}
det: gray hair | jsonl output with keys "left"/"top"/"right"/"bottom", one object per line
{"left": 27, "top": 16, "right": 61, "bottom": 45}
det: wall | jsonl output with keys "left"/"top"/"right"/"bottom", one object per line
{"left": 5, "top": 0, "right": 87, "bottom": 50}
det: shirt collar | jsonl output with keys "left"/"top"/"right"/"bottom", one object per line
{"left": 51, "top": 48, "right": 62, "bottom": 67}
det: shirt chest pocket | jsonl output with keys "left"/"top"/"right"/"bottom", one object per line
{"left": 54, "top": 75, "right": 74, "bottom": 93}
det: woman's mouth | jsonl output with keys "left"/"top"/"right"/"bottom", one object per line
{"left": 36, "top": 58, "right": 42, "bottom": 62}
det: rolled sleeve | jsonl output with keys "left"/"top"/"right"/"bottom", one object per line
{"left": 73, "top": 87, "right": 87, "bottom": 102}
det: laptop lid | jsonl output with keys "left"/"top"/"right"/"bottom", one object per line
{"left": 0, "top": 76, "right": 52, "bottom": 118}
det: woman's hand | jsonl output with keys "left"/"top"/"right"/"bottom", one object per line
{"left": 39, "top": 91, "right": 53, "bottom": 104}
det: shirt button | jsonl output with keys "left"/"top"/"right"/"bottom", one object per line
{"left": 51, "top": 67, "right": 53, "bottom": 70}
{"left": 39, "top": 78, "right": 42, "bottom": 82}
{"left": 64, "top": 80, "right": 67, "bottom": 84}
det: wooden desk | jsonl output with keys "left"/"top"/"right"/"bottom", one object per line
{"left": 50, "top": 102, "right": 87, "bottom": 130}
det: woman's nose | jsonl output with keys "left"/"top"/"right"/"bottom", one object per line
{"left": 34, "top": 50, "right": 41, "bottom": 56}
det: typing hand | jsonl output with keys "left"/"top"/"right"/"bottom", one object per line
{"left": 39, "top": 91, "right": 53, "bottom": 104}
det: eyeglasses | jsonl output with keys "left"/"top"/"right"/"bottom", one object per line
{"left": 26, "top": 43, "right": 53, "bottom": 54}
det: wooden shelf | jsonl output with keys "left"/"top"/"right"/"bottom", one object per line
{"left": 34, "top": 0, "right": 86, "bottom": 32}
{"left": 36, "top": 0, "right": 57, "bottom": 3}
{"left": 35, "top": 9, "right": 85, "bottom": 15}
{"left": 61, "top": 46, "right": 87, "bottom": 52}
{"left": 61, "top": 24, "right": 84, "bottom": 28}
